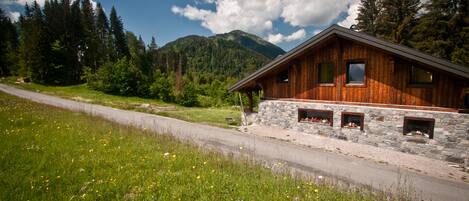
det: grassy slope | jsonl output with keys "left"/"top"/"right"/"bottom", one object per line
{"left": 0, "top": 77, "right": 241, "bottom": 128}
{"left": 0, "top": 92, "right": 375, "bottom": 200}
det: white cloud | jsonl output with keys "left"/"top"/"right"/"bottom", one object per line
{"left": 337, "top": 0, "right": 360, "bottom": 28}
{"left": 8, "top": 11, "right": 20, "bottom": 22}
{"left": 281, "top": 0, "right": 350, "bottom": 27}
{"left": 313, "top": 29, "right": 322, "bottom": 35}
{"left": 172, "top": 0, "right": 282, "bottom": 35}
{"left": 267, "top": 29, "right": 306, "bottom": 44}
{"left": 172, "top": 0, "right": 357, "bottom": 43}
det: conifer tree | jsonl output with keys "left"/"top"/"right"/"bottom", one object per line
{"left": 95, "top": 3, "right": 109, "bottom": 65}
{"left": 81, "top": 0, "right": 99, "bottom": 71}
{"left": 110, "top": 6, "right": 129, "bottom": 60}
{"left": 376, "top": 0, "right": 420, "bottom": 44}
{"left": 356, "top": 0, "right": 382, "bottom": 36}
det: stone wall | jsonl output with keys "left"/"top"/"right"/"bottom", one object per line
{"left": 257, "top": 100, "right": 469, "bottom": 163}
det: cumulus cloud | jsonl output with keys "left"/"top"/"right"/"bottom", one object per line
{"left": 337, "top": 0, "right": 360, "bottom": 28}
{"left": 281, "top": 0, "right": 350, "bottom": 27}
{"left": 267, "top": 29, "right": 306, "bottom": 44}
{"left": 172, "top": 0, "right": 282, "bottom": 35}
{"left": 172, "top": 0, "right": 356, "bottom": 36}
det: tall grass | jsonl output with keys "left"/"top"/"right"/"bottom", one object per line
{"left": 0, "top": 92, "right": 376, "bottom": 200}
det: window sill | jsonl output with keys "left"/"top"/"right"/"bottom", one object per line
{"left": 345, "top": 83, "right": 366, "bottom": 88}
{"left": 318, "top": 83, "right": 335, "bottom": 87}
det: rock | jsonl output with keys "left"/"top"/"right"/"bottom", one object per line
{"left": 140, "top": 103, "right": 151, "bottom": 108}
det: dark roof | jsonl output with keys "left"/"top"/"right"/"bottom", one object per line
{"left": 229, "top": 24, "right": 469, "bottom": 92}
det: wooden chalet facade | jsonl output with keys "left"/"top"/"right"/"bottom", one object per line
{"left": 229, "top": 25, "right": 469, "bottom": 163}
{"left": 230, "top": 25, "right": 469, "bottom": 112}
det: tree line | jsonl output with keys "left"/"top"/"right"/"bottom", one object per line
{"left": 355, "top": 0, "right": 468, "bottom": 66}
{"left": 0, "top": 0, "right": 244, "bottom": 107}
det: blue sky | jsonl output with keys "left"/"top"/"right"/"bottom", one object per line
{"left": 1, "top": 0, "right": 360, "bottom": 51}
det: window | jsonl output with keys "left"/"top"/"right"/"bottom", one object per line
{"left": 277, "top": 69, "right": 289, "bottom": 83}
{"left": 346, "top": 61, "right": 365, "bottom": 84}
{"left": 298, "top": 109, "right": 333, "bottom": 126}
{"left": 318, "top": 63, "right": 334, "bottom": 84}
{"left": 341, "top": 112, "right": 364, "bottom": 130}
{"left": 410, "top": 66, "right": 433, "bottom": 84}
{"left": 403, "top": 117, "right": 435, "bottom": 139}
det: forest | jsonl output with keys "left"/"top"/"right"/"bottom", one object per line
{"left": 0, "top": 0, "right": 468, "bottom": 108}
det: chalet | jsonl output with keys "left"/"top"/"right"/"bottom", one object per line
{"left": 229, "top": 25, "right": 469, "bottom": 163}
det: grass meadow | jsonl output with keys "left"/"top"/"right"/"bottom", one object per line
{"left": 0, "top": 77, "right": 241, "bottom": 128}
{"left": 0, "top": 92, "right": 379, "bottom": 200}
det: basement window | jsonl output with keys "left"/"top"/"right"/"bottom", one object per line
{"left": 410, "top": 66, "right": 433, "bottom": 85}
{"left": 298, "top": 109, "right": 333, "bottom": 126}
{"left": 318, "top": 63, "right": 334, "bottom": 84}
{"left": 346, "top": 61, "right": 365, "bottom": 84}
{"left": 403, "top": 117, "right": 435, "bottom": 139}
{"left": 277, "top": 69, "right": 289, "bottom": 83}
{"left": 341, "top": 112, "right": 364, "bottom": 130}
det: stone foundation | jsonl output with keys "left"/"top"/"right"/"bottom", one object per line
{"left": 257, "top": 100, "right": 469, "bottom": 163}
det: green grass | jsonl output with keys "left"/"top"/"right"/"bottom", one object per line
{"left": 0, "top": 92, "right": 376, "bottom": 200}
{"left": 0, "top": 77, "right": 241, "bottom": 128}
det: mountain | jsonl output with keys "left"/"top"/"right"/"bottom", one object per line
{"left": 159, "top": 31, "right": 284, "bottom": 78}
{"left": 211, "top": 30, "right": 285, "bottom": 59}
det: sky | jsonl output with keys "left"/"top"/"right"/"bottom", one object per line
{"left": 1, "top": 0, "right": 360, "bottom": 51}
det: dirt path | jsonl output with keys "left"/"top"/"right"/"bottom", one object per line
{"left": 1, "top": 84, "right": 469, "bottom": 201}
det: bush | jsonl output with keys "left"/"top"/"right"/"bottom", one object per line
{"left": 86, "top": 57, "right": 149, "bottom": 97}
{"left": 177, "top": 82, "right": 199, "bottom": 107}
{"left": 149, "top": 70, "right": 175, "bottom": 102}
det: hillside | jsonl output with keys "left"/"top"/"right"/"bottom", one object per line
{"left": 159, "top": 31, "right": 284, "bottom": 78}
{"left": 211, "top": 30, "right": 285, "bottom": 59}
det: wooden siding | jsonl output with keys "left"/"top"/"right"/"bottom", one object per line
{"left": 259, "top": 37, "right": 469, "bottom": 109}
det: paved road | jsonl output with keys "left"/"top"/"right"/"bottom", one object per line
{"left": 1, "top": 84, "right": 469, "bottom": 201}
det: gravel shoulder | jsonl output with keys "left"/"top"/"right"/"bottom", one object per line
{"left": 2, "top": 83, "right": 469, "bottom": 201}
{"left": 239, "top": 124, "right": 469, "bottom": 184}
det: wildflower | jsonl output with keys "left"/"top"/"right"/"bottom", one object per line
{"left": 314, "top": 189, "right": 319, "bottom": 193}
{"left": 163, "top": 152, "right": 170, "bottom": 157}
{"left": 89, "top": 149, "right": 93, "bottom": 153}
{"left": 210, "top": 185, "right": 214, "bottom": 189}
{"left": 317, "top": 175, "right": 323, "bottom": 180}
{"left": 172, "top": 154, "right": 176, "bottom": 158}
{"left": 211, "top": 170, "right": 215, "bottom": 173}
{"left": 239, "top": 146, "right": 243, "bottom": 150}
{"left": 196, "top": 176, "right": 201, "bottom": 179}
{"left": 192, "top": 166, "right": 196, "bottom": 169}
{"left": 203, "top": 161, "right": 207, "bottom": 165}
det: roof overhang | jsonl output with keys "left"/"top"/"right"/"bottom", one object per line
{"left": 229, "top": 25, "right": 469, "bottom": 92}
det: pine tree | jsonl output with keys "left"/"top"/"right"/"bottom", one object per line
{"left": 356, "top": 0, "right": 382, "bottom": 36}
{"left": 410, "top": 0, "right": 469, "bottom": 65}
{"left": 81, "top": 0, "right": 99, "bottom": 71}
{"left": 148, "top": 36, "right": 159, "bottom": 71}
{"left": 376, "top": 0, "right": 420, "bottom": 44}
{"left": 95, "top": 3, "right": 109, "bottom": 65}
{"left": 0, "top": 8, "right": 18, "bottom": 76}
{"left": 110, "top": 6, "right": 129, "bottom": 60}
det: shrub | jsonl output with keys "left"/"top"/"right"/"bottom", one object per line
{"left": 86, "top": 57, "right": 149, "bottom": 97}
{"left": 150, "top": 70, "right": 175, "bottom": 102}
{"left": 177, "top": 82, "right": 199, "bottom": 107}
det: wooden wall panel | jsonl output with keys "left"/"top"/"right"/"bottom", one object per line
{"left": 259, "top": 36, "right": 469, "bottom": 109}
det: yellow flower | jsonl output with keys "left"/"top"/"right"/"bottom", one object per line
{"left": 314, "top": 189, "right": 319, "bottom": 193}
{"left": 192, "top": 166, "right": 196, "bottom": 169}
{"left": 196, "top": 176, "right": 201, "bottom": 179}
{"left": 203, "top": 161, "right": 207, "bottom": 165}
{"left": 172, "top": 154, "right": 176, "bottom": 158}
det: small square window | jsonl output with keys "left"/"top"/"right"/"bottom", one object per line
{"left": 410, "top": 66, "right": 433, "bottom": 84}
{"left": 341, "top": 112, "right": 364, "bottom": 130}
{"left": 277, "top": 69, "right": 289, "bottom": 83}
{"left": 318, "top": 63, "right": 334, "bottom": 84}
{"left": 403, "top": 117, "right": 435, "bottom": 139}
{"left": 346, "top": 62, "right": 365, "bottom": 84}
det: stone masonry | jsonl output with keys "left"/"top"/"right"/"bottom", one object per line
{"left": 257, "top": 100, "right": 469, "bottom": 164}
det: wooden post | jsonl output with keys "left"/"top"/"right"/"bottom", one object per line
{"left": 238, "top": 92, "right": 247, "bottom": 126}
{"left": 247, "top": 90, "right": 253, "bottom": 113}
